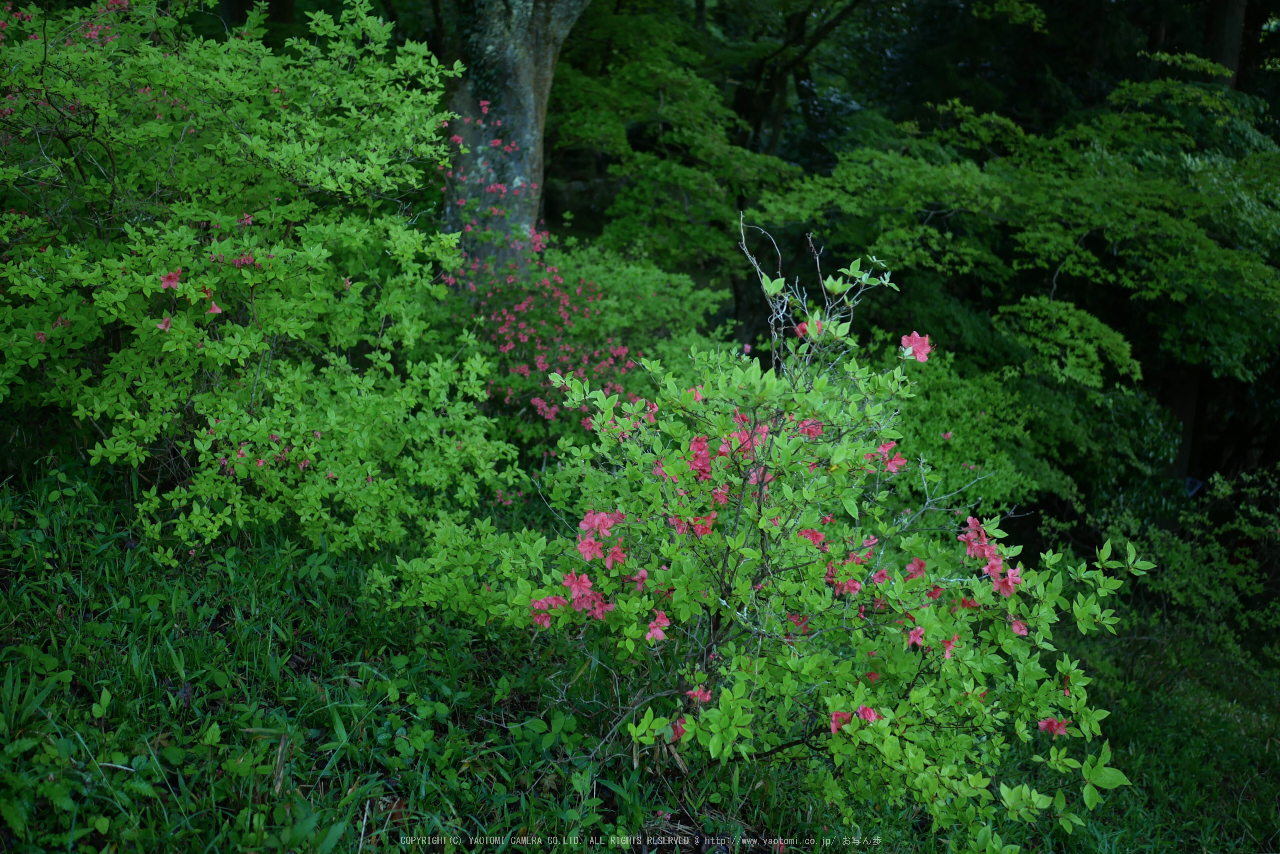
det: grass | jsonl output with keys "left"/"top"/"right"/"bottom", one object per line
{"left": 1, "top": 465, "right": 1277, "bottom": 853}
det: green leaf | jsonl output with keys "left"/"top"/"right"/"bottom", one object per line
{"left": 1091, "top": 767, "right": 1131, "bottom": 789}
{"left": 1082, "top": 783, "right": 1100, "bottom": 810}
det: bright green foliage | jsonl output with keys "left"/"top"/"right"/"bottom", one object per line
{"left": 0, "top": 0, "right": 511, "bottom": 552}
{"left": 381, "top": 262, "right": 1143, "bottom": 847}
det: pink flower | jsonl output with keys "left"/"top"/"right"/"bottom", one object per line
{"left": 959, "top": 596, "right": 980, "bottom": 610}
{"left": 830, "top": 711, "right": 852, "bottom": 734}
{"left": 34, "top": 331, "right": 47, "bottom": 343}
{"left": 626, "top": 567, "right": 648, "bottom": 592}
{"left": 207, "top": 300, "right": 222, "bottom": 314}
{"left": 787, "top": 614, "right": 810, "bottom": 634}
{"left": 992, "top": 565, "right": 1023, "bottom": 598}
{"left": 577, "top": 536, "right": 604, "bottom": 562}
{"left": 586, "top": 595, "right": 615, "bottom": 620}
{"left": 884, "top": 452, "right": 907, "bottom": 474}
{"left": 686, "top": 686, "right": 712, "bottom": 703}
{"left": 532, "top": 595, "right": 568, "bottom": 611}
{"left": 942, "top": 432, "right": 953, "bottom": 440}
{"left": 905, "top": 558, "right": 927, "bottom": 580}
{"left": 531, "top": 612, "right": 551, "bottom": 628}
{"left": 579, "top": 510, "right": 624, "bottom": 539}
{"left": 857, "top": 705, "right": 882, "bottom": 722}
{"left": 798, "top": 528, "right": 825, "bottom": 547}
{"left": 298, "top": 459, "right": 310, "bottom": 471}
{"left": 670, "top": 716, "right": 686, "bottom": 741}
{"left": 238, "top": 213, "right": 253, "bottom": 227}
{"left": 255, "top": 459, "right": 264, "bottom": 467}
{"left": 1038, "top": 717, "right": 1070, "bottom": 739}
{"left": 646, "top": 610, "right": 670, "bottom": 641}
{"left": 160, "top": 268, "right": 181, "bottom": 289}
{"left": 927, "top": 585, "right": 943, "bottom": 600}
{"left": 691, "top": 513, "right": 716, "bottom": 537}
{"left": 908, "top": 626, "right": 925, "bottom": 648}
{"left": 563, "top": 571, "right": 593, "bottom": 598}
{"left": 941, "top": 633, "right": 960, "bottom": 659}
{"left": 798, "top": 419, "right": 823, "bottom": 439}
{"left": 1010, "top": 619, "right": 1029, "bottom": 636}
{"left": 156, "top": 316, "right": 172, "bottom": 331}
{"left": 743, "top": 344, "right": 752, "bottom": 354}
{"left": 837, "top": 578, "right": 862, "bottom": 596}
{"left": 872, "top": 569, "right": 890, "bottom": 585}
{"left": 712, "top": 485, "right": 729, "bottom": 505}
{"left": 605, "top": 541, "right": 627, "bottom": 569}
{"left": 901, "top": 331, "right": 934, "bottom": 362}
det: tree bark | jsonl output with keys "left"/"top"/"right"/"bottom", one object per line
{"left": 447, "top": 0, "right": 592, "bottom": 267}
{"left": 1205, "top": 0, "right": 1248, "bottom": 87}
{"left": 1236, "top": 1, "right": 1272, "bottom": 91}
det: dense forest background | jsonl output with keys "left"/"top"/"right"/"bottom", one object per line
{"left": 2, "top": 0, "right": 1279, "bottom": 850}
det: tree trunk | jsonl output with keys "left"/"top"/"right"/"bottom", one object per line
{"left": 1205, "top": 0, "right": 1248, "bottom": 87}
{"left": 447, "top": 0, "right": 591, "bottom": 268}
{"left": 1236, "top": 1, "right": 1271, "bottom": 91}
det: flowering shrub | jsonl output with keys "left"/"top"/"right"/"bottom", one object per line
{"left": 0, "top": 0, "right": 513, "bottom": 553}
{"left": 380, "top": 250, "right": 1148, "bottom": 848}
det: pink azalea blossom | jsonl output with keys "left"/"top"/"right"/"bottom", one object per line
{"left": 799, "top": 528, "right": 825, "bottom": 548}
{"left": 562, "top": 571, "right": 593, "bottom": 598}
{"left": 207, "top": 300, "right": 222, "bottom": 314}
{"left": 670, "top": 716, "right": 685, "bottom": 741}
{"left": 798, "top": 419, "right": 823, "bottom": 439}
{"left": 942, "top": 431, "right": 953, "bottom": 440}
{"left": 579, "top": 510, "right": 624, "bottom": 539}
{"left": 605, "top": 541, "right": 627, "bottom": 569}
{"left": 992, "top": 565, "right": 1024, "bottom": 598}
{"left": 1038, "top": 717, "right": 1070, "bottom": 739}
{"left": 691, "top": 513, "right": 717, "bottom": 537}
{"left": 577, "top": 535, "right": 604, "bottom": 561}
{"left": 884, "top": 452, "right": 907, "bottom": 473}
{"left": 686, "top": 686, "right": 712, "bottom": 703}
{"left": 646, "top": 610, "right": 670, "bottom": 641}
{"left": 160, "top": 268, "right": 181, "bottom": 289}
{"left": 532, "top": 595, "right": 568, "bottom": 611}
{"left": 626, "top": 567, "right": 648, "bottom": 592}
{"left": 927, "top": 585, "right": 944, "bottom": 600}
{"left": 830, "top": 711, "right": 852, "bottom": 734}
{"left": 872, "top": 569, "right": 890, "bottom": 585}
{"left": 156, "top": 316, "right": 172, "bottom": 331}
{"left": 905, "top": 558, "right": 928, "bottom": 580}
{"left": 908, "top": 626, "right": 925, "bottom": 648}
{"left": 941, "top": 633, "right": 961, "bottom": 659}
{"left": 1011, "top": 619, "right": 1029, "bottom": 636}
{"left": 857, "top": 705, "right": 883, "bottom": 722}
{"left": 837, "top": 578, "right": 862, "bottom": 596}
{"left": 901, "top": 331, "right": 934, "bottom": 362}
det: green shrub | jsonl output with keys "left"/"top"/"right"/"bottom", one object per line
{"left": 379, "top": 257, "right": 1147, "bottom": 849}
{"left": 0, "top": 0, "right": 512, "bottom": 554}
